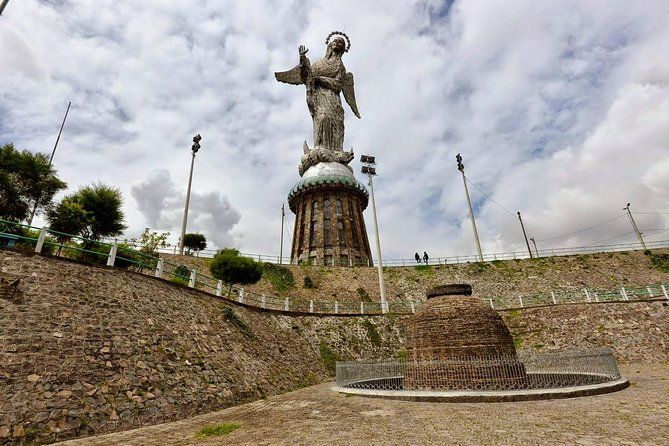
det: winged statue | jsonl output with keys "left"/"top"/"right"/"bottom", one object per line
{"left": 275, "top": 32, "right": 360, "bottom": 175}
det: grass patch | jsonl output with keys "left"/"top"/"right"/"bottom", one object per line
{"left": 471, "top": 262, "right": 490, "bottom": 273}
{"left": 506, "top": 309, "right": 521, "bottom": 319}
{"left": 356, "top": 287, "right": 372, "bottom": 302}
{"left": 262, "top": 263, "right": 295, "bottom": 292}
{"left": 319, "top": 342, "right": 340, "bottom": 376}
{"left": 513, "top": 336, "right": 524, "bottom": 350}
{"left": 222, "top": 306, "right": 254, "bottom": 338}
{"left": 362, "top": 320, "right": 382, "bottom": 347}
{"left": 414, "top": 264, "right": 434, "bottom": 275}
{"left": 395, "top": 349, "right": 408, "bottom": 361}
{"left": 649, "top": 253, "right": 669, "bottom": 273}
{"left": 195, "top": 422, "right": 242, "bottom": 438}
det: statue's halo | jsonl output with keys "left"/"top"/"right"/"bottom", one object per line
{"left": 325, "top": 31, "right": 351, "bottom": 52}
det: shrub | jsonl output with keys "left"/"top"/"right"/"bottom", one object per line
{"left": 356, "top": 287, "right": 371, "bottom": 302}
{"left": 183, "top": 233, "right": 207, "bottom": 254}
{"left": 210, "top": 248, "right": 262, "bottom": 292}
{"left": 170, "top": 276, "right": 189, "bottom": 286}
{"left": 649, "top": 253, "right": 669, "bottom": 273}
{"left": 395, "top": 349, "right": 409, "bottom": 361}
{"left": 174, "top": 264, "right": 191, "bottom": 281}
{"left": 303, "top": 276, "right": 315, "bottom": 289}
{"left": 262, "top": 263, "right": 295, "bottom": 292}
{"left": 362, "top": 320, "right": 382, "bottom": 347}
{"left": 81, "top": 243, "right": 144, "bottom": 269}
{"left": 222, "top": 306, "right": 253, "bottom": 338}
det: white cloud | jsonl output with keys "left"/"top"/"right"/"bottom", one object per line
{"left": 1, "top": 0, "right": 669, "bottom": 259}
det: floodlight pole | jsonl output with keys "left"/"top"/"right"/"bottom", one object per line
{"left": 623, "top": 203, "right": 646, "bottom": 249}
{"left": 178, "top": 134, "right": 202, "bottom": 255}
{"left": 28, "top": 101, "right": 71, "bottom": 227}
{"left": 362, "top": 155, "right": 388, "bottom": 314}
{"left": 456, "top": 154, "right": 484, "bottom": 262}
{"left": 279, "top": 203, "right": 285, "bottom": 264}
{"left": 517, "top": 212, "right": 533, "bottom": 258}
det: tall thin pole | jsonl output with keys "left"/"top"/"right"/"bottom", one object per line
{"left": 457, "top": 154, "right": 484, "bottom": 262}
{"left": 368, "top": 174, "right": 387, "bottom": 313}
{"left": 517, "top": 211, "right": 533, "bottom": 258}
{"left": 0, "top": 0, "right": 10, "bottom": 16}
{"left": 178, "top": 134, "right": 202, "bottom": 255}
{"left": 279, "top": 203, "right": 285, "bottom": 264}
{"left": 623, "top": 203, "right": 646, "bottom": 249}
{"left": 530, "top": 237, "right": 539, "bottom": 257}
{"left": 28, "top": 101, "right": 71, "bottom": 226}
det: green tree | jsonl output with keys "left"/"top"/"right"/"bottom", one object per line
{"left": 0, "top": 143, "right": 67, "bottom": 222}
{"left": 132, "top": 228, "right": 170, "bottom": 257}
{"left": 183, "top": 232, "right": 207, "bottom": 254}
{"left": 71, "top": 183, "right": 127, "bottom": 242}
{"left": 46, "top": 198, "right": 88, "bottom": 254}
{"left": 210, "top": 248, "right": 262, "bottom": 293}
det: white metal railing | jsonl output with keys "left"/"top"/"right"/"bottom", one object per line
{"left": 107, "top": 238, "right": 669, "bottom": 267}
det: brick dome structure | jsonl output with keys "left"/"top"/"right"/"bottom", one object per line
{"left": 403, "top": 284, "right": 527, "bottom": 390}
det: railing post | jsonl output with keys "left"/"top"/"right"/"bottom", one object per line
{"left": 620, "top": 287, "right": 629, "bottom": 301}
{"left": 34, "top": 226, "right": 48, "bottom": 254}
{"left": 661, "top": 285, "right": 669, "bottom": 300}
{"left": 188, "top": 270, "right": 196, "bottom": 288}
{"left": 238, "top": 288, "right": 244, "bottom": 304}
{"left": 309, "top": 300, "right": 314, "bottom": 313}
{"left": 551, "top": 291, "right": 557, "bottom": 305}
{"left": 360, "top": 301, "right": 364, "bottom": 314}
{"left": 411, "top": 301, "right": 416, "bottom": 314}
{"left": 646, "top": 287, "right": 654, "bottom": 298}
{"left": 489, "top": 298, "right": 494, "bottom": 309}
{"left": 518, "top": 296, "right": 524, "bottom": 307}
{"left": 261, "top": 294, "right": 266, "bottom": 309}
{"left": 334, "top": 301, "right": 338, "bottom": 314}
{"left": 154, "top": 258, "right": 164, "bottom": 278}
{"left": 584, "top": 289, "right": 591, "bottom": 303}
{"left": 593, "top": 292, "right": 599, "bottom": 303}
{"left": 106, "top": 242, "right": 118, "bottom": 267}
{"left": 284, "top": 297, "right": 289, "bottom": 312}
{"left": 216, "top": 280, "right": 222, "bottom": 297}
{"left": 349, "top": 257, "right": 352, "bottom": 267}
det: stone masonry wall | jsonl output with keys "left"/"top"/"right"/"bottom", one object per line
{"left": 0, "top": 251, "right": 401, "bottom": 445}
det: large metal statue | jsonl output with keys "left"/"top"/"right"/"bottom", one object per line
{"left": 275, "top": 31, "right": 360, "bottom": 175}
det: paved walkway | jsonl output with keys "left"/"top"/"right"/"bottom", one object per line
{"left": 57, "top": 364, "right": 669, "bottom": 445}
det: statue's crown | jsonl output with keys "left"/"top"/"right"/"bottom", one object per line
{"left": 326, "top": 31, "right": 351, "bottom": 52}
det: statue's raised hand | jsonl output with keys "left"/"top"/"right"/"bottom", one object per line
{"left": 299, "top": 45, "right": 309, "bottom": 56}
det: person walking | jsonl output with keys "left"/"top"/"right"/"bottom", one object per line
{"left": 414, "top": 252, "right": 421, "bottom": 264}
{"left": 423, "top": 251, "right": 429, "bottom": 265}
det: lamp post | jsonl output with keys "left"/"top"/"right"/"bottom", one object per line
{"left": 623, "top": 203, "right": 646, "bottom": 249}
{"left": 361, "top": 154, "right": 387, "bottom": 314}
{"left": 456, "top": 153, "right": 484, "bottom": 262}
{"left": 0, "top": 0, "right": 10, "bottom": 16}
{"left": 178, "top": 134, "right": 202, "bottom": 255}
{"left": 530, "top": 237, "right": 539, "bottom": 258}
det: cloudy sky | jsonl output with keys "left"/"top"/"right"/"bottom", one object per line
{"left": 2, "top": 0, "right": 669, "bottom": 260}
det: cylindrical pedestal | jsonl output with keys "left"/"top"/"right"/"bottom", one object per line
{"left": 403, "top": 284, "right": 527, "bottom": 390}
{"left": 288, "top": 167, "right": 372, "bottom": 266}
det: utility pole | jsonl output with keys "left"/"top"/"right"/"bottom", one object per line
{"left": 0, "top": 0, "right": 10, "bottom": 16}
{"left": 517, "top": 211, "right": 533, "bottom": 258}
{"left": 623, "top": 203, "right": 646, "bottom": 249}
{"left": 530, "top": 237, "right": 539, "bottom": 258}
{"left": 279, "top": 203, "right": 285, "bottom": 264}
{"left": 28, "top": 101, "right": 71, "bottom": 227}
{"left": 178, "top": 134, "right": 202, "bottom": 255}
{"left": 361, "top": 154, "right": 387, "bottom": 314}
{"left": 456, "top": 153, "right": 484, "bottom": 262}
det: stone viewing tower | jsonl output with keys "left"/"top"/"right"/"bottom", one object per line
{"left": 276, "top": 32, "right": 373, "bottom": 266}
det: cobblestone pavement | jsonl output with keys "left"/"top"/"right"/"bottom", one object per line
{"left": 57, "top": 364, "right": 668, "bottom": 446}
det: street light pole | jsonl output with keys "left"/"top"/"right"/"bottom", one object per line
{"left": 623, "top": 203, "right": 646, "bottom": 250}
{"left": 517, "top": 211, "right": 533, "bottom": 258}
{"left": 456, "top": 154, "right": 484, "bottom": 262}
{"left": 361, "top": 155, "right": 387, "bottom": 314}
{"left": 530, "top": 237, "right": 539, "bottom": 258}
{"left": 0, "top": 0, "right": 10, "bottom": 16}
{"left": 28, "top": 101, "right": 71, "bottom": 227}
{"left": 279, "top": 203, "right": 285, "bottom": 264}
{"left": 178, "top": 134, "right": 202, "bottom": 255}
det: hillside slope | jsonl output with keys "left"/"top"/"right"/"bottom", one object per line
{"left": 163, "top": 249, "right": 669, "bottom": 303}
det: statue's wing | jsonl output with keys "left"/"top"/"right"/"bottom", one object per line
{"left": 341, "top": 72, "right": 361, "bottom": 118}
{"left": 274, "top": 64, "right": 303, "bottom": 85}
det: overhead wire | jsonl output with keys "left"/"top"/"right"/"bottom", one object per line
{"left": 464, "top": 175, "right": 516, "bottom": 218}
{"left": 537, "top": 214, "right": 626, "bottom": 242}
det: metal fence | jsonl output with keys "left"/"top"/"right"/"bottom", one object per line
{"left": 110, "top": 237, "right": 669, "bottom": 267}
{"left": 336, "top": 347, "right": 621, "bottom": 392}
{"left": 488, "top": 283, "right": 669, "bottom": 310}
{"left": 0, "top": 220, "right": 414, "bottom": 316}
